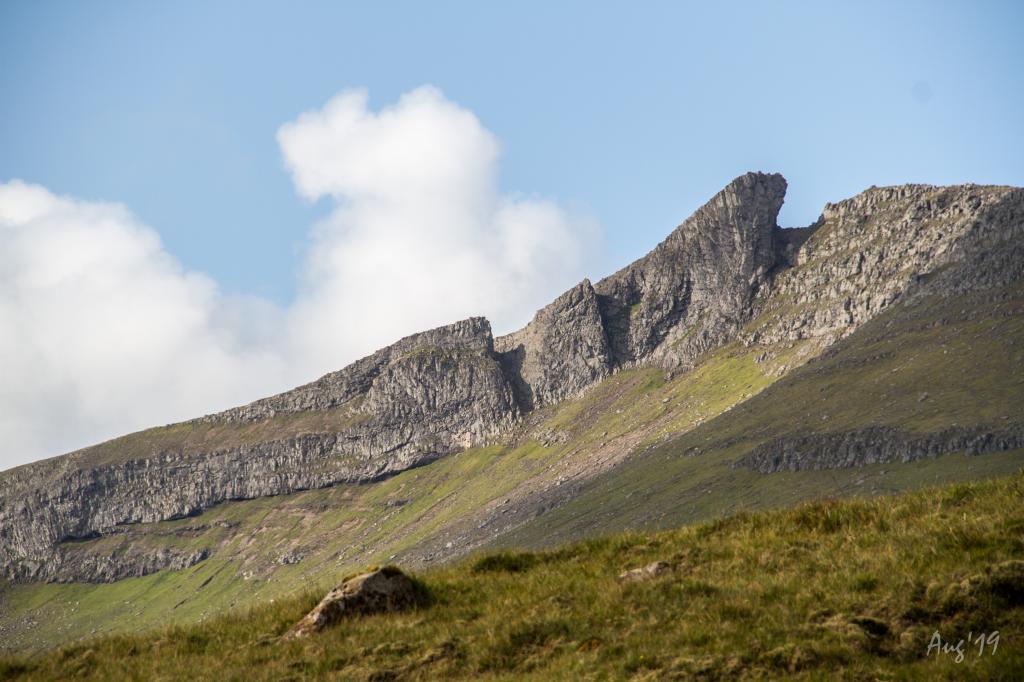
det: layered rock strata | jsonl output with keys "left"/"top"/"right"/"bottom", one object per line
{"left": 0, "top": 318, "right": 519, "bottom": 581}
{"left": 738, "top": 425, "right": 1024, "bottom": 473}
{"left": 744, "top": 183, "right": 1024, "bottom": 348}
{"left": 2, "top": 172, "right": 1022, "bottom": 583}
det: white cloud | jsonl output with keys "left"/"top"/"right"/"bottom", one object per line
{"left": 0, "top": 181, "right": 292, "bottom": 467}
{"left": 0, "top": 86, "right": 600, "bottom": 470}
{"left": 280, "top": 86, "right": 599, "bottom": 373}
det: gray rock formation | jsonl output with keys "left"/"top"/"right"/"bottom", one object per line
{"left": 738, "top": 425, "right": 1024, "bottom": 473}
{"left": 214, "top": 316, "right": 516, "bottom": 432}
{"left": 593, "top": 172, "right": 787, "bottom": 370}
{"left": 42, "top": 546, "right": 210, "bottom": 584}
{"left": 495, "top": 279, "right": 611, "bottom": 409}
{"left": 284, "top": 566, "right": 422, "bottom": 639}
{"left": 744, "top": 183, "right": 1024, "bottom": 349}
{"left": 1, "top": 171, "right": 1022, "bottom": 584}
{"left": 0, "top": 318, "right": 519, "bottom": 582}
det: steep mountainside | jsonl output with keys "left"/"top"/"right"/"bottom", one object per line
{"left": 1, "top": 171, "right": 1022, "bottom": 653}
{"left": 495, "top": 282, "right": 1024, "bottom": 551}
{"left": 0, "top": 172, "right": 795, "bottom": 583}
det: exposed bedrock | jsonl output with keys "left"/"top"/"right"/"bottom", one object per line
{"left": 593, "top": 172, "right": 787, "bottom": 370}
{"left": 495, "top": 172, "right": 789, "bottom": 407}
{"left": 24, "top": 545, "right": 211, "bottom": 584}
{"left": 0, "top": 318, "right": 520, "bottom": 582}
{"left": 738, "top": 425, "right": 1024, "bottom": 474}
{"left": 745, "top": 184, "right": 1024, "bottom": 349}
{"left": 495, "top": 279, "right": 612, "bottom": 410}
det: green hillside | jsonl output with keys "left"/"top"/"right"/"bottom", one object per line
{"left": 3, "top": 472, "right": 1023, "bottom": 680}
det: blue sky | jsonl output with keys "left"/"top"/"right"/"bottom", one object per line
{"left": 1, "top": 1, "right": 1022, "bottom": 468}
{"left": 4, "top": 1, "right": 1022, "bottom": 301}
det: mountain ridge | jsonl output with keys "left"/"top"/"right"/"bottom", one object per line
{"left": 1, "top": 171, "right": 1022, "bottom": 589}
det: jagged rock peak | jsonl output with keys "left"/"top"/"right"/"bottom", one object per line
{"left": 495, "top": 278, "right": 611, "bottom": 410}
{"left": 822, "top": 182, "right": 946, "bottom": 215}
{"left": 592, "top": 171, "right": 788, "bottom": 369}
{"left": 672, "top": 171, "right": 787, "bottom": 249}
{"left": 746, "top": 181, "right": 1024, "bottom": 349}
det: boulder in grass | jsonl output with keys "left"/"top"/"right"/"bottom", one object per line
{"left": 618, "top": 560, "right": 672, "bottom": 583}
{"left": 285, "top": 566, "right": 421, "bottom": 639}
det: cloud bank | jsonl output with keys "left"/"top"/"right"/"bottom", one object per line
{"left": 0, "top": 86, "right": 599, "bottom": 470}
{"left": 280, "top": 86, "right": 599, "bottom": 375}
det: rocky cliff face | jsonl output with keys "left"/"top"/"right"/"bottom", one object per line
{"left": 2, "top": 172, "right": 1022, "bottom": 583}
{"left": 213, "top": 317, "right": 516, "bottom": 428}
{"left": 593, "top": 172, "right": 787, "bottom": 371}
{"left": 0, "top": 318, "right": 520, "bottom": 582}
{"left": 744, "top": 183, "right": 1024, "bottom": 350}
{"left": 738, "top": 425, "right": 1024, "bottom": 473}
{"left": 495, "top": 279, "right": 611, "bottom": 410}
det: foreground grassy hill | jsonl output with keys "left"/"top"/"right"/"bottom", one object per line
{"left": 3, "top": 471, "right": 1023, "bottom": 680}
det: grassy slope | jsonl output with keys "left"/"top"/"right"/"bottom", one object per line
{"left": 3, "top": 472, "right": 1023, "bottom": 680}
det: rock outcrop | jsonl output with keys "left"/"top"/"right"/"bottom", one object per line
{"left": 495, "top": 279, "right": 611, "bottom": 409}
{"left": 0, "top": 318, "right": 520, "bottom": 582}
{"left": 738, "top": 425, "right": 1024, "bottom": 473}
{"left": 744, "top": 183, "right": 1024, "bottom": 349}
{"left": 41, "top": 546, "right": 210, "bottom": 584}
{"left": 593, "top": 172, "right": 787, "bottom": 371}
{"left": 284, "top": 566, "right": 422, "bottom": 639}
{"left": 618, "top": 560, "right": 672, "bottom": 583}
{"left": 1, "top": 171, "right": 1022, "bottom": 584}
{"left": 214, "top": 316, "right": 517, "bottom": 434}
